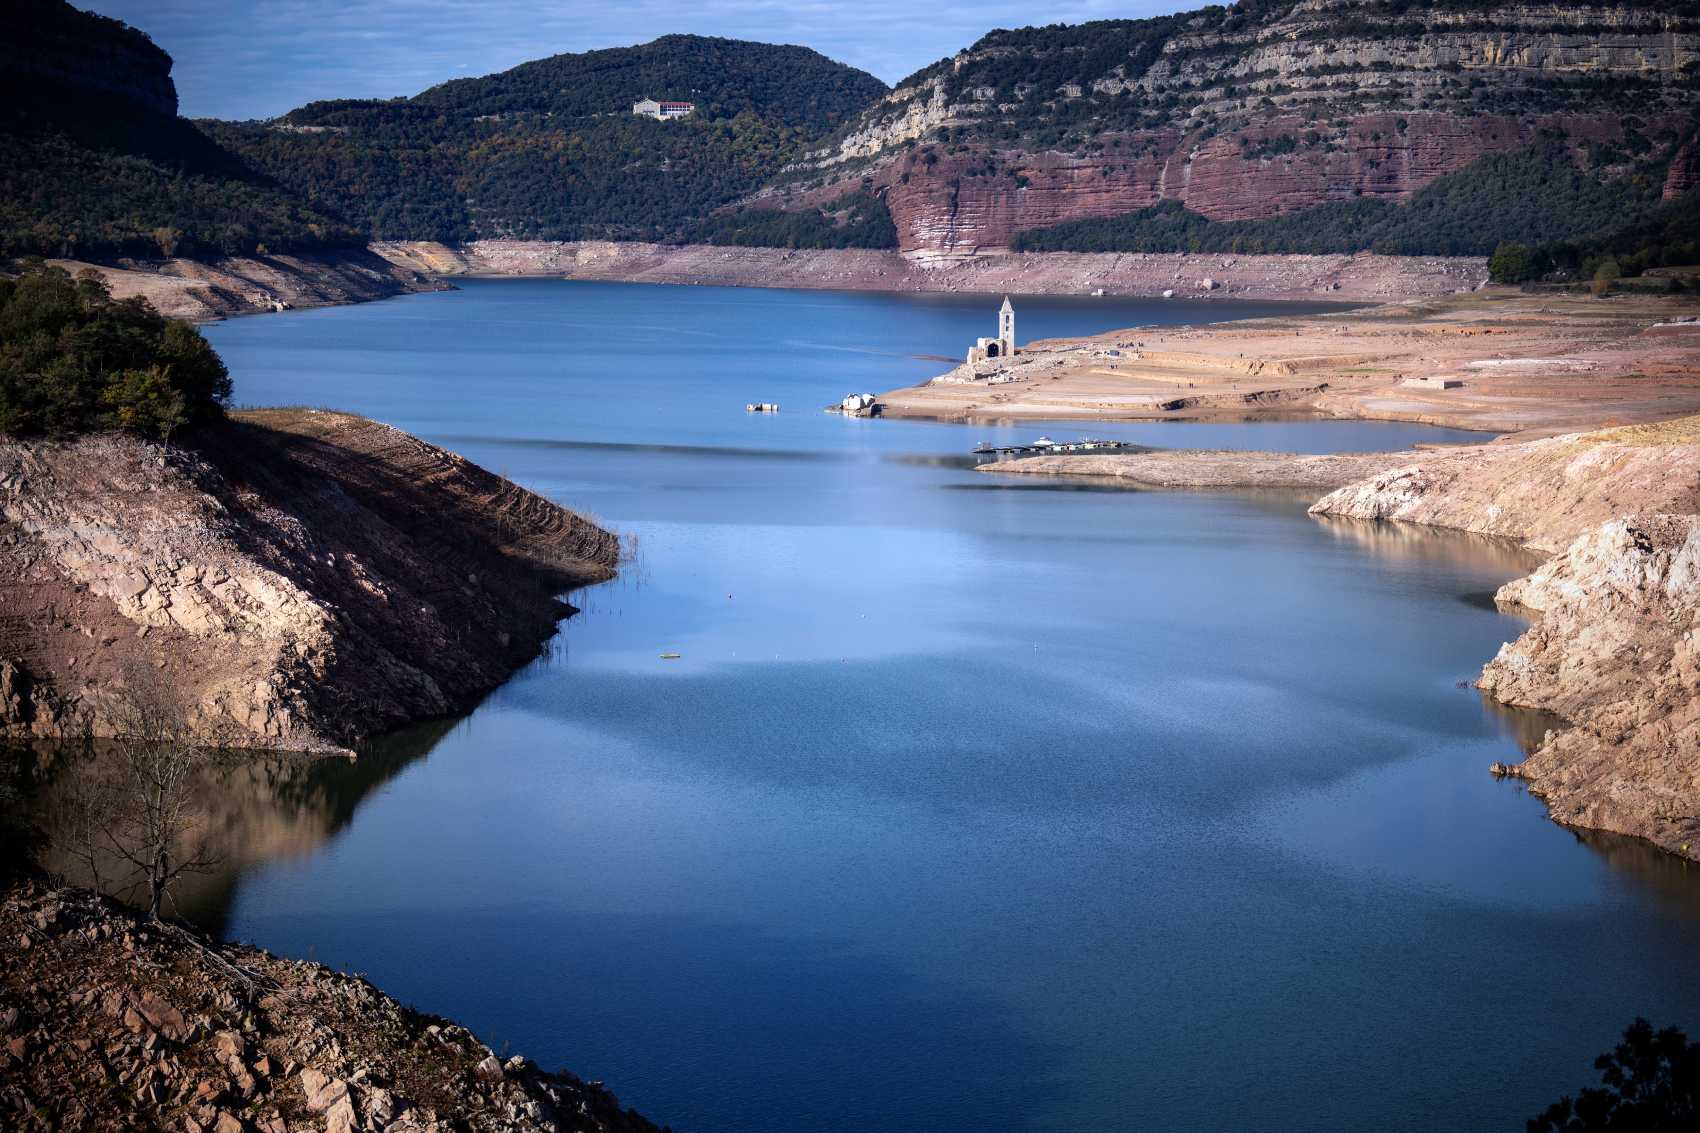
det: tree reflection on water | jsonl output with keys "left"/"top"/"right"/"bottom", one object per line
{"left": 17, "top": 717, "right": 455, "bottom": 935}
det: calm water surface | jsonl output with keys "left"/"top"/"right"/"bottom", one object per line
{"left": 191, "top": 281, "right": 1700, "bottom": 1133}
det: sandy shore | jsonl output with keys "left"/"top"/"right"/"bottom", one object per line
{"left": 881, "top": 290, "right": 1700, "bottom": 439}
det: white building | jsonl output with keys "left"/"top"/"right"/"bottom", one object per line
{"left": 632, "top": 98, "right": 695, "bottom": 120}
{"left": 966, "top": 297, "right": 1017, "bottom": 363}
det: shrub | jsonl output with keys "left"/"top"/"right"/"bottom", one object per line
{"left": 1489, "top": 241, "right": 1538, "bottom": 284}
{"left": 0, "top": 263, "right": 230, "bottom": 439}
{"left": 1592, "top": 258, "right": 1622, "bottom": 296}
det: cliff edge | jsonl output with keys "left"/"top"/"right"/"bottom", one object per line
{"left": 0, "top": 410, "right": 619, "bottom": 753}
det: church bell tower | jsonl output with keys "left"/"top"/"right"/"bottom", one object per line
{"left": 998, "top": 296, "right": 1015, "bottom": 356}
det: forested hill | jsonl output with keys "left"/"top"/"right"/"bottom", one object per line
{"left": 0, "top": 0, "right": 362, "bottom": 260}
{"left": 205, "top": 36, "right": 888, "bottom": 243}
{"left": 405, "top": 35, "right": 885, "bottom": 132}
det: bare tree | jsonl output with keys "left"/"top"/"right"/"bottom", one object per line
{"left": 103, "top": 676, "right": 232, "bottom": 920}
{"left": 47, "top": 671, "right": 233, "bottom": 921}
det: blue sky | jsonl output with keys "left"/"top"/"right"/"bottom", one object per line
{"left": 81, "top": 1, "right": 1185, "bottom": 120}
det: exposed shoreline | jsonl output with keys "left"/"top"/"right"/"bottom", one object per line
{"left": 0, "top": 410, "right": 620, "bottom": 753}
{"left": 375, "top": 239, "right": 1485, "bottom": 303}
{"left": 48, "top": 248, "right": 450, "bottom": 323}
{"left": 53, "top": 242, "right": 1485, "bottom": 322}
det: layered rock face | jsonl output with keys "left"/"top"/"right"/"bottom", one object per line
{"left": 1480, "top": 515, "right": 1700, "bottom": 860}
{"left": 785, "top": 1, "right": 1700, "bottom": 256}
{"left": 0, "top": 411, "right": 618, "bottom": 752}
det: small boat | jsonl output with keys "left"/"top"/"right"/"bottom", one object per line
{"left": 660, "top": 652, "right": 681, "bottom": 660}
{"left": 745, "top": 402, "right": 779, "bottom": 413}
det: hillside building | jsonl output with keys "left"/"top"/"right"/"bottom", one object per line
{"left": 632, "top": 98, "right": 695, "bottom": 120}
{"left": 967, "top": 297, "right": 1017, "bottom": 363}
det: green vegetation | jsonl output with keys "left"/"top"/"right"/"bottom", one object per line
{"left": 1012, "top": 141, "right": 1666, "bottom": 257}
{"left": 1529, "top": 1018, "right": 1698, "bottom": 1132}
{"left": 1488, "top": 241, "right": 1538, "bottom": 284}
{"left": 1509, "top": 187, "right": 1700, "bottom": 284}
{"left": 0, "top": 2, "right": 362, "bottom": 260}
{"left": 685, "top": 190, "right": 897, "bottom": 249}
{"left": 0, "top": 263, "right": 230, "bottom": 439}
{"left": 208, "top": 36, "right": 888, "bottom": 244}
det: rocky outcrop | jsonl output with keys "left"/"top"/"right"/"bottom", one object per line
{"left": 57, "top": 251, "right": 450, "bottom": 323}
{"left": 380, "top": 238, "right": 1482, "bottom": 301}
{"left": 1308, "top": 419, "right": 1700, "bottom": 553}
{"left": 0, "top": 411, "right": 619, "bottom": 752}
{"left": 1480, "top": 515, "right": 1700, "bottom": 860}
{"left": 0, "top": 879, "right": 662, "bottom": 1133}
{"left": 782, "top": 1, "right": 1700, "bottom": 255}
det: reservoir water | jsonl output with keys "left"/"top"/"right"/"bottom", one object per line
{"left": 175, "top": 281, "right": 1700, "bottom": 1132}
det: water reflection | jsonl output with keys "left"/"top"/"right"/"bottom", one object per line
{"left": 1311, "top": 514, "right": 1545, "bottom": 576}
{"left": 1575, "top": 829, "right": 1700, "bottom": 924}
{"left": 24, "top": 720, "right": 452, "bottom": 935}
{"left": 1477, "top": 694, "right": 1568, "bottom": 756}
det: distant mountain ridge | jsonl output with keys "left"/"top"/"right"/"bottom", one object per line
{"left": 8, "top": 0, "right": 1699, "bottom": 273}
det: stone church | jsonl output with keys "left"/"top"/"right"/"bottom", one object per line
{"left": 966, "top": 297, "right": 1016, "bottom": 363}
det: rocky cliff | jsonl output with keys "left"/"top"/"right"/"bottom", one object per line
{"left": 1479, "top": 514, "right": 1700, "bottom": 860}
{"left": 0, "top": 879, "right": 661, "bottom": 1133}
{"left": 0, "top": 411, "right": 619, "bottom": 753}
{"left": 774, "top": 1, "right": 1700, "bottom": 257}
